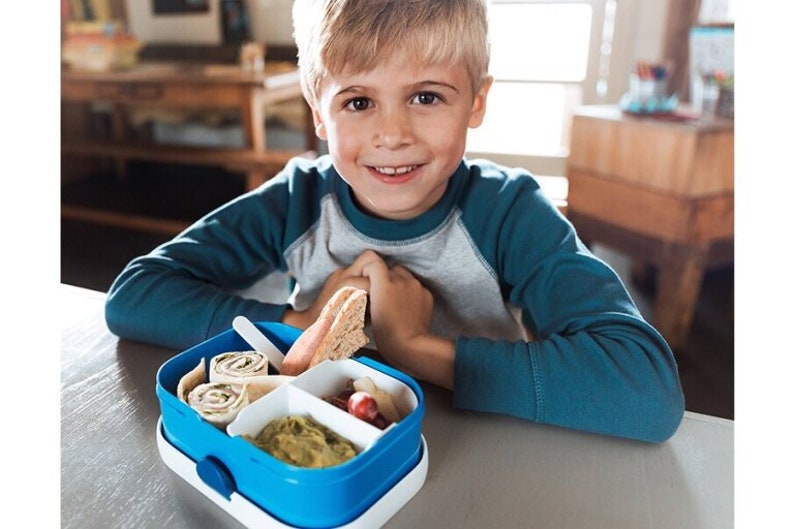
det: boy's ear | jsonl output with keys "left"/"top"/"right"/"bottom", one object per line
{"left": 468, "top": 76, "right": 493, "bottom": 129}
{"left": 311, "top": 105, "right": 329, "bottom": 141}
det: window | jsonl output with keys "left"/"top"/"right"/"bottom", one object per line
{"left": 466, "top": 0, "right": 619, "bottom": 176}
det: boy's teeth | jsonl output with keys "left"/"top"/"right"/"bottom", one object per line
{"left": 375, "top": 165, "right": 416, "bottom": 175}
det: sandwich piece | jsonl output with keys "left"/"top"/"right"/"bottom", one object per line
{"left": 281, "top": 286, "right": 369, "bottom": 376}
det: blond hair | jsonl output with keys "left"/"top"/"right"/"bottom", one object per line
{"left": 292, "top": 0, "right": 491, "bottom": 104}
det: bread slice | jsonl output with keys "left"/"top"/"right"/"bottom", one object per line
{"left": 308, "top": 287, "right": 369, "bottom": 367}
{"left": 281, "top": 286, "right": 369, "bottom": 375}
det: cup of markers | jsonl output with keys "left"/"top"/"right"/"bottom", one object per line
{"left": 620, "top": 61, "right": 678, "bottom": 114}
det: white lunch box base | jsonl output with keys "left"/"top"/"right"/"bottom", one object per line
{"left": 156, "top": 417, "right": 428, "bottom": 529}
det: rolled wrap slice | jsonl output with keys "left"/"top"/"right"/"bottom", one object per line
{"left": 177, "top": 357, "right": 206, "bottom": 403}
{"left": 186, "top": 382, "right": 249, "bottom": 429}
{"left": 209, "top": 351, "right": 293, "bottom": 401}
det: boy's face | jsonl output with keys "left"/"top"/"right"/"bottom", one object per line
{"left": 311, "top": 52, "right": 491, "bottom": 220}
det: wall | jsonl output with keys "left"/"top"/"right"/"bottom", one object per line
{"left": 126, "top": 0, "right": 297, "bottom": 45}
{"left": 248, "top": 0, "right": 296, "bottom": 44}
{"left": 607, "top": 0, "right": 669, "bottom": 103}
{"left": 627, "top": 0, "right": 669, "bottom": 68}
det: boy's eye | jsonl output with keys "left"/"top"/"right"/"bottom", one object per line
{"left": 412, "top": 92, "right": 440, "bottom": 105}
{"left": 345, "top": 97, "right": 371, "bottom": 111}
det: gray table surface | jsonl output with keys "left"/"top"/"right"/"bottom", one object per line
{"left": 61, "top": 284, "right": 733, "bottom": 529}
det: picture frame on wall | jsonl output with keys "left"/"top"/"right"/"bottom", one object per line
{"left": 153, "top": 0, "right": 209, "bottom": 15}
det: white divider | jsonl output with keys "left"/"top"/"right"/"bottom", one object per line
{"left": 227, "top": 384, "right": 380, "bottom": 452}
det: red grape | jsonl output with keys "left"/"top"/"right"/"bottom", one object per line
{"left": 347, "top": 391, "right": 378, "bottom": 422}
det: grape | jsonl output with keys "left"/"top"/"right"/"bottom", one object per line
{"left": 347, "top": 391, "right": 379, "bottom": 422}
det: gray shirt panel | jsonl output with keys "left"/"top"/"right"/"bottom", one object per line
{"left": 280, "top": 196, "right": 526, "bottom": 342}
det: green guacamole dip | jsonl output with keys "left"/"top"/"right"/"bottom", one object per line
{"left": 244, "top": 415, "right": 357, "bottom": 468}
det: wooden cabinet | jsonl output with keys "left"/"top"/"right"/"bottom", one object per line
{"left": 566, "top": 105, "right": 733, "bottom": 349}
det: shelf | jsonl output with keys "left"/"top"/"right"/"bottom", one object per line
{"left": 60, "top": 142, "right": 315, "bottom": 234}
{"left": 62, "top": 139, "right": 312, "bottom": 174}
{"left": 61, "top": 163, "right": 248, "bottom": 235}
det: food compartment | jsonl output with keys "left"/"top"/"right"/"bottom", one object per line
{"left": 226, "top": 383, "right": 382, "bottom": 455}
{"left": 291, "top": 358, "right": 420, "bottom": 423}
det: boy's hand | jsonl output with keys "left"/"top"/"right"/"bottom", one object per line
{"left": 362, "top": 254, "right": 455, "bottom": 390}
{"left": 281, "top": 250, "right": 379, "bottom": 329}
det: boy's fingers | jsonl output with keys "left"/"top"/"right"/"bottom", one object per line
{"left": 361, "top": 256, "right": 390, "bottom": 282}
{"left": 346, "top": 250, "right": 384, "bottom": 276}
{"left": 390, "top": 265, "right": 415, "bottom": 279}
{"left": 340, "top": 276, "right": 371, "bottom": 292}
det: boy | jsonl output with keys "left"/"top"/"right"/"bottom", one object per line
{"left": 105, "top": 0, "right": 684, "bottom": 442}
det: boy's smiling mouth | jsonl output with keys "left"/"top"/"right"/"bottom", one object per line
{"left": 366, "top": 164, "right": 424, "bottom": 183}
{"left": 372, "top": 165, "right": 419, "bottom": 176}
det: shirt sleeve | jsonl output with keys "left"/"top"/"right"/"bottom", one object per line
{"left": 452, "top": 167, "right": 684, "bottom": 442}
{"left": 104, "top": 170, "right": 301, "bottom": 350}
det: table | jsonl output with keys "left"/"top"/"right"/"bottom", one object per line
{"left": 60, "top": 284, "right": 733, "bottom": 529}
{"left": 61, "top": 62, "right": 315, "bottom": 234}
{"left": 566, "top": 105, "right": 734, "bottom": 350}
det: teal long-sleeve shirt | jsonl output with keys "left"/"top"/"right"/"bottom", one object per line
{"left": 106, "top": 155, "right": 684, "bottom": 442}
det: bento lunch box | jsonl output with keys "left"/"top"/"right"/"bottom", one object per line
{"left": 155, "top": 321, "right": 427, "bottom": 529}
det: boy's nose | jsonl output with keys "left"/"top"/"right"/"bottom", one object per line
{"left": 373, "top": 110, "right": 413, "bottom": 149}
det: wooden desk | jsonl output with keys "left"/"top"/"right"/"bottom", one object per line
{"left": 61, "top": 284, "right": 733, "bottom": 528}
{"left": 61, "top": 62, "right": 315, "bottom": 234}
{"left": 566, "top": 105, "right": 734, "bottom": 350}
